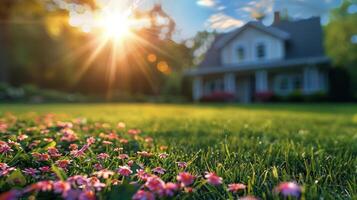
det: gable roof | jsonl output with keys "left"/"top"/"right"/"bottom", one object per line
{"left": 197, "top": 17, "right": 325, "bottom": 69}
{"left": 272, "top": 17, "right": 325, "bottom": 59}
{"left": 215, "top": 21, "right": 290, "bottom": 49}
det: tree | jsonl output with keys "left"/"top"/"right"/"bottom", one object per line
{"left": 325, "top": 0, "right": 357, "bottom": 67}
{"left": 325, "top": 0, "right": 357, "bottom": 95}
{"left": 0, "top": 0, "right": 20, "bottom": 82}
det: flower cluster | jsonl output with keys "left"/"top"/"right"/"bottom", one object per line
{"left": 0, "top": 114, "right": 303, "bottom": 200}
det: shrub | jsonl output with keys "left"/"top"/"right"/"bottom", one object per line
{"left": 255, "top": 91, "right": 274, "bottom": 102}
{"left": 200, "top": 92, "right": 235, "bottom": 102}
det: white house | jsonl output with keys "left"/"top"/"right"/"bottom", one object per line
{"left": 186, "top": 13, "right": 330, "bottom": 103}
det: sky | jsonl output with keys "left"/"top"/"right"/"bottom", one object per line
{"left": 141, "top": 0, "right": 343, "bottom": 39}
{"left": 61, "top": 0, "right": 346, "bottom": 40}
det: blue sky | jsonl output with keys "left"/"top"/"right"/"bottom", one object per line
{"left": 141, "top": 0, "right": 343, "bottom": 39}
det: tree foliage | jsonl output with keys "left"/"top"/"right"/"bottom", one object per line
{"left": 325, "top": 0, "right": 357, "bottom": 67}
{"left": 0, "top": 1, "right": 194, "bottom": 97}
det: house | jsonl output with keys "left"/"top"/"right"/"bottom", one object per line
{"left": 186, "top": 12, "right": 331, "bottom": 103}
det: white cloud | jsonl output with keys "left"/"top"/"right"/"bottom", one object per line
{"left": 206, "top": 13, "right": 244, "bottom": 31}
{"left": 197, "top": 0, "right": 216, "bottom": 7}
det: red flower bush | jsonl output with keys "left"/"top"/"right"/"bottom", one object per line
{"left": 200, "top": 92, "right": 235, "bottom": 102}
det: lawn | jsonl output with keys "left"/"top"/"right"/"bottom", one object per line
{"left": 0, "top": 103, "right": 356, "bottom": 199}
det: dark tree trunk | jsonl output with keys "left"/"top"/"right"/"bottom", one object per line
{"left": 0, "top": 22, "right": 11, "bottom": 83}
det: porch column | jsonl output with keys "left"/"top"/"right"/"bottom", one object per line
{"left": 255, "top": 70, "right": 268, "bottom": 92}
{"left": 193, "top": 77, "right": 203, "bottom": 101}
{"left": 303, "top": 67, "right": 320, "bottom": 94}
{"left": 224, "top": 73, "right": 236, "bottom": 93}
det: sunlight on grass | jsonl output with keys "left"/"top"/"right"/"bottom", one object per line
{"left": 0, "top": 104, "right": 356, "bottom": 199}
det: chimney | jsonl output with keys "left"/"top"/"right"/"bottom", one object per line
{"left": 273, "top": 11, "right": 281, "bottom": 24}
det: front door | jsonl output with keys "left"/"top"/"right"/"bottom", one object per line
{"left": 237, "top": 77, "right": 252, "bottom": 103}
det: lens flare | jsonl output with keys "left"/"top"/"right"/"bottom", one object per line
{"left": 97, "top": 10, "right": 133, "bottom": 42}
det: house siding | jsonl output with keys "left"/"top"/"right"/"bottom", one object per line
{"left": 221, "top": 28, "right": 285, "bottom": 65}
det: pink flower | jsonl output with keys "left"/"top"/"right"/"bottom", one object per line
{"left": 29, "top": 140, "right": 41, "bottom": 149}
{"left": 27, "top": 181, "right": 53, "bottom": 192}
{"left": 56, "top": 121, "right": 73, "bottom": 129}
{"left": 164, "top": 182, "right": 178, "bottom": 197}
{"left": 53, "top": 181, "right": 71, "bottom": 197}
{"left": 274, "top": 182, "right": 302, "bottom": 199}
{"left": 144, "top": 137, "right": 153, "bottom": 143}
{"left": 240, "top": 196, "right": 260, "bottom": 200}
{"left": 176, "top": 162, "right": 187, "bottom": 169}
{"left": 94, "top": 163, "right": 103, "bottom": 171}
{"left": 0, "top": 190, "right": 22, "bottom": 200}
{"left": 136, "top": 169, "right": 150, "bottom": 181}
{"left": 132, "top": 190, "right": 155, "bottom": 200}
{"left": 79, "top": 190, "right": 96, "bottom": 200}
{"left": 204, "top": 172, "right": 223, "bottom": 186}
{"left": 0, "top": 163, "right": 9, "bottom": 170}
{"left": 88, "top": 177, "right": 106, "bottom": 191}
{"left": 158, "top": 153, "right": 168, "bottom": 159}
{"left": 127, "top": 129, "right": 141, "bottom": 136}
{"left": 114, "top": 147, "right": 123, "bottom": 152}
{"left": 0, "top": 122, "right": 8, "bottom": 133}
{"left": 55, "top": 160, "right": 71, "bottom": 169}
{"left": 43, "top": 138, "right": 53, "bottom": 142}
{"left": 68, "top": 175, "right": 88, "bottom": 186}
{"left": 93, "top": 169, "right": 115, "bottom": 179}
{"left": 117, "top": 122, "right": 126, "bottom": 129}
{"left": 137, "top": 151, "right": 152, "bottom": 158}
{"left": 228, "top": 183, "right": 246, "bottom": 193}
{"left": 118, "top": 166, "right": 132, "bottom": 176}
{"left": 48, "top": 147, "right": 62, "bottom": 158}
{"left": 127, "top": 160, "right": 134, "bottom": 167}
{"left": 97, "top": 153, "right": 110, "bottom": 160}
{"left": 102, "top": 141, "right": 113, "bottom": 145}
{"left": 118, "top": 154, "right": 129, "bottom": 160}
{"left": 177, "top": 172, "right": 195, "bottom": 186}
{"left": 17, "top": 134, "right": 28, "bottom": 141}
{"left": 86, "top": 137, "right": 96, "bottom": 145}
{"left": 0, "top": 141, "right": 13, "bottom": 154}
{"left": 159, "top": 146, "right": 168, "bottom": 151}
{"left": 184, "top": 187, "right": 194, "bottom": 193}
{"left": 22, "top": 168, "right": 39, "bottom": 177}
{"left": 69, "top": 144, "right": 78, "bottom": 150}
{"left": 60, "top": 128, "right": 78, "bottom": 142}
{"left": 39, "top": 166, "right": 51, "bottom": 173}
{"left": 152, "top": 167, "right": 166, "bottom": 175}
{"left": 145, "top": 176, "right": 165, "bottom": 193}
{"left": 119, "top": 139, "right": 128, "bottom": 144}
{"left": 7, "top": 140, "right": 20, "bottom": 147}
{"left": 31, "top": 153, "right": 50, "bottom": 161}
{"left": 0, "top": 163, "right": 15, "bottom": 177}
{"left": 71, "top": 144, "right": 89, "bottom": 158}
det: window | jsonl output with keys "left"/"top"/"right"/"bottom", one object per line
{"left": 274, "top": 74, "right": 303, "bottom": 95}
{"left": 279, "top": 77, "right": 289, "bottom": 91}
{"left": 237, "top": 46, "right": 245, "bottom": 61}
{"left": 292, "top": 75, "right": 302, "bottom": 90}
{"left": 256, "top": 43, "right": 266, "bottom": 59}
{"left": 205, "top": 79, "right": 224, "bottom": 94}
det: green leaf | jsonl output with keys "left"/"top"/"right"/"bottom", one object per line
{"left": 107, "top": 183, "right": 138, "bottom": 200}
{"left": 6, "top": 170, "right": 26, "bottom": 186}
{"left": 51, "top": 164, "right": 67, "bottom": 181}
{"left": 44, "top": 141, "right": 57, "bottom": 149}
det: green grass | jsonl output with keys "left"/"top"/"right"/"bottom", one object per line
{"left": 0, "top": 103, "right": 356, "bottom": 199}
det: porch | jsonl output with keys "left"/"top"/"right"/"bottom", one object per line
{"left": 192, "top": 66, "right": 328, "bottom": 103}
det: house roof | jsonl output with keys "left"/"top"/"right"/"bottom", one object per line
{"left": 272, "top": 17, "right": 325, "bottom": 59}
{"left": 187, "top": 56, "right": 330, "bottom": 76}
{"left": 196, "top": 17, "right": 326, "bottom": 70}
{"left": 215, "top": 22, "right": 290, "bottom": 49}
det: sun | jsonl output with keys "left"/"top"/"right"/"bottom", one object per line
{"left": 98, "top": 10, "right": 133, "bottom": 42}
